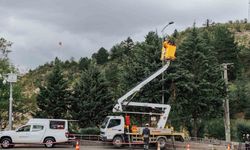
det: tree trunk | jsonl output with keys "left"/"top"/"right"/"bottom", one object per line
{"left": 192, "top": 117, "right": 198, "bottom": 138}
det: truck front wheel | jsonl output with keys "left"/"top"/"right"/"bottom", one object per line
{"left": 1, "top": 137, "right": 12, "bottom": 149}
{"left": 112, "top": 136, "right": 123, "bottom": 148}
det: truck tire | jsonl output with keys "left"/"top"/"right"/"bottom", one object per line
{"left": 157, "top": 137, "right": 167, "bottom": 149}
{"left": 1, "top": 137, "right": 12, "bottom": 149}
{"left": 112, "top": 136, "right": 123, "bottom": 148}
{"left": 44, "top": 137, "right": 55, "bottom": 148}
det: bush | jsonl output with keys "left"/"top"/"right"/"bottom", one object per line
{"left": 236, "top": 120, "right": 250, "bottom": 142}
{"left": 80, "top": 127, "right": 100, "bottom": 135}
{"left": 204, "top": 118, "right": 225, "bottom": 140}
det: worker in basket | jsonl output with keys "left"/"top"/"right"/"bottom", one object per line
{"left": 142, "top": 123, "right": 150, "bottom": 150}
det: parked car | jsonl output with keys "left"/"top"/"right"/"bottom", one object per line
{"left": 0, "top": 118, "right": 74, "bottom": 148}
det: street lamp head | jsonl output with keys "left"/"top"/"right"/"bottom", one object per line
{"left": 161, "top": 21, "right": 175, "bottom": 34}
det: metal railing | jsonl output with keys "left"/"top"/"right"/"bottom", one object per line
{"left": 74, "top": 134, "right": 100, "bottom": 141}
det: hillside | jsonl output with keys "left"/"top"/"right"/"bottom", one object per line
{"left": 13, "top": 21, "right": 250, "bottom": 140}
{"left": 18, "top": 21, "right": 250, "bottom": 114}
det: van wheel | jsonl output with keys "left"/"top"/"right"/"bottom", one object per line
{"left": 1, "top": 137, "right": 12, "bottom": 149}
{"left": 44, "top": 137, "right": 55, "bottom": 148}
{"left": 112, "top": 136, "right": 123, "bottom": 148}
{"left": 157, "top": 137, "right": 167, "bottom": 149}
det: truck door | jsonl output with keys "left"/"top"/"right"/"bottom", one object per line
{"left": 14, "top": 125, "right": 31, "bottom": 143}
{"left": 106, "top": 119, "right": 124, "bottom": 140}
{"left": 29, "top": 125, "right": 45, "bottom": 143}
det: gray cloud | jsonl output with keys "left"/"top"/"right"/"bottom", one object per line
{"left": 0, "top": 0, "right": 248, "bottom": 72}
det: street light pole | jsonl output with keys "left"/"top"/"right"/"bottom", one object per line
{"left": 2, "top": 72, "right": 17, "bottom": 130}
{"left": 9, "top": 82, "right": 13, "bottom": 130}
{"left": 161, "top": 21, "right": 174, "bottom": 106}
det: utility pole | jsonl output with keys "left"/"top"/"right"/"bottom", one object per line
{"left": 222, "top": 63, "right": 233, "bottom": 142}
{"left": 161, "top": 21, "right": 174, "bottom": 106}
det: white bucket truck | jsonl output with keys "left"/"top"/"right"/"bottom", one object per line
{"left": 0, "top": 118, "right": 72, "bottom": 148}
{"left": 100, "top": 61, "right": 185, "bottom": 148}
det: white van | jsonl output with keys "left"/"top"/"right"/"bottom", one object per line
{"left": 0, "top": 118, "right": 73, "bottom": 148}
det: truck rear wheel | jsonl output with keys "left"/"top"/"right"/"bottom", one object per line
{"left": 157, "top": 137, "right": 167, "bottom": 149}
{"left": 44, "top": 137, "right": 55, "bottom": 148}
{"left": 112, "top": 136, "right": 123, "bottom": 148}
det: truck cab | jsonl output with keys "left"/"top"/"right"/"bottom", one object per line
{"left": 100, "top": 116, "right": 124, "bottom": 143}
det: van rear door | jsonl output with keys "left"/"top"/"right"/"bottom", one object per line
{"left": 49, "top": 120, "right": 68, "bottom": 142}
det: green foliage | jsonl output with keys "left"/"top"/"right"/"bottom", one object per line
{"left": 235, "top": 120, "right": 250, "bottom": 142}
{"left": 110, "top": 37, "right": 134, "bottom": 60}
{"left": 70, "top": 62, "right": 112, "bottom": 127}
{"left": 229, "top": 79, "right": 250, "bottom": 116}
{"left": 0, "top": 37, "right": 26, "bottom": 128}
{"left": 212, "top": 25, "right": 240, "bottom": 80}
{"left": 36, "top": 58, "right": 70, "bottom": 119}
{"left": 204, "top": 118, "right": 225, "bottom": 139}
{"left": 0, "top": 38, "right": 12, "bottom": 59}
{"left": 121, "top": 32, "right": 163, "bottom": 104}
{"left": 78, "top": 57, "right": 91, "bottom": 70}
{"left": 171, "top": 26, "right": 224, "bottom": 137}
{"left": 92, "top": 47, "right": 109, "bottom": 65}
{"left": 80, "top": 127, "right": 100, "bottom": 135}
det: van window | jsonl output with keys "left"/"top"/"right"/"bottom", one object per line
{"left": 50, "top": 121, "right": 65, "bottom": 129}
{"left": 108, "top": 119, "right": 121, "bottom": 128}
{"left": 32, "top": 125, "right": 44, "bottom": 132}
{"left": 17, "top": 125, "right": 31, "bottom": 132}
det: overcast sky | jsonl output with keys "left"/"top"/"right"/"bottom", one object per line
{"left": 0, "top": 0, "right": 248, "bottom": 72}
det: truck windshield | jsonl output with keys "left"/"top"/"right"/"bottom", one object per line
{"left": 101, "top": 117, "right": 109, "bottom": 129}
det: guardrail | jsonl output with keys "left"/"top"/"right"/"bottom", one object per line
{"left": 74, "top": 134, "right": 227, "bottom": 144}
{"left": 186, "top": 137, "right": 229, "bottom": 145}
{"left": 74, "top": 134, "right": 100, "bottom": 141}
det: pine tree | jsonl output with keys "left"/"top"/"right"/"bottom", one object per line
{"left": 92, "top": 47, "right": 109, "bottom": 65}
{"left": 212, "top": 25, "right": 240, "bottom": 80}
{"left": 110, "top": 37, "right": 134, "bottom": 60}
{"left": 78, "top": 57, "right": 91, "bottom": 70}
{"left": 36, "top": 58, "right": 70, "bottom": 119}
{"left": 121, "top": 32, "right": 164, "bottom": 104}
{"left": 171, "top": 26, "right": 224, "bottom": 137}
{"left": 70, "top": 62, "right": 112, "bottom": 127}
{"left": 106, "top": 37, "right": 135, "bottom": 100}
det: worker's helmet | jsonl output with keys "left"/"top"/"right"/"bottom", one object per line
{"left": 145, "top": 123, "right": 149, "bottom": 127}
